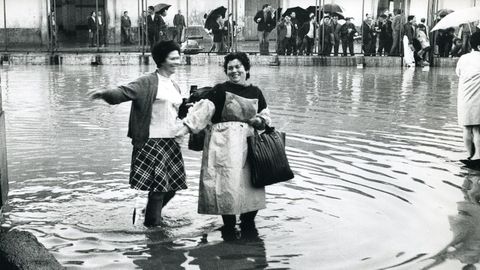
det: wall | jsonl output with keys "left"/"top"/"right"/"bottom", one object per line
{"left": 0, "top": 0, "right": 47, "bottom": 46}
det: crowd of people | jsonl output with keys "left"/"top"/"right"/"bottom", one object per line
{"left": 47, "top": 3, "right": 478, "bottom": 63}
{"left": 82, "top": 6, "right": 186, "bottom": 49}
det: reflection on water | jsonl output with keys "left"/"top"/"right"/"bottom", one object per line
{"left": 0, "top": 64, "right": 472, "bottom": 269}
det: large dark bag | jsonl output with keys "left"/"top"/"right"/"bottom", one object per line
{"left": 247, "top": 125, "right": 294, "bottom": 187}
{"left": 179, "top": 86, "right": 213, "bottom": 151}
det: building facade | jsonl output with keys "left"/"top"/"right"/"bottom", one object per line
{"left": 0, "top": 0, "right": 476, "bottom": 47}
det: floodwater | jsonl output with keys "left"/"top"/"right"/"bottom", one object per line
{"left": 0, "top": 64, "right": 477, "bottom": 270}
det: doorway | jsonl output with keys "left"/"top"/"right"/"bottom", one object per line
{"left": 53, "top": 0, "right": 106, "bottom": 47}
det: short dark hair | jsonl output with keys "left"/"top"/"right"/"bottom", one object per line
{"left": 148, "top": 6, "right": 154, "bottom": 11}
{"left": 262, "top": 4, "right": 269, "bottom": 9}
{"left": 223, "top": 52, "right": 251, "bottom": 80}
{"left": 408, "top": 15, "right": 415, "bottom": 21}
{"left": 471, "top": 32, "right": 480, "bottom": 51}
{"left": 380, "top": 14, "right": 387, "bottom": 19}
{"left": 151, "top": 40, "right": 181, "bottom": 68}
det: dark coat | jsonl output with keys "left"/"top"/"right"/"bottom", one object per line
{"left": 339, "top": 22, "right": 357, "bottom": 41}
{"left": 173, "top": 14, "right": 186, "bottom": 27}
{"left": 121, "top": 15, "right": 131, "bottom": 29}
{"left": 403, "top": 22, "right": 416, "bottom": 44}
{"left": 277, "top": 21, "right": 296, "bottom": 40}
{"left": 379, "top": 20, "right": 393, "bottom": 41}
{"left": 146, "top": 14, "right": 160, "bottom": 34}
{"left": 211, "top": 22, "right": 226, "bottom": 42}
{"left": 254, "top": 10, "right": 276, "bottom": 32}
{"left": 319, "top": 23, "right": 334, "bottom": 43}
{"left": 362, "top": 21, "right": 376, "bottom": 44}
{"left": 299, "top": 21, "right": 317, "bottom": 39}
{"left": 87, "top": 16, "right": 96, "bottom": 31}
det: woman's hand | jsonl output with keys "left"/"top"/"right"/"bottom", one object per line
{"left": 247, "top": 117, "right": 265, "bottom": 130}
{"left": 175, "top": 125, "right": 190, "bottom": 144}
{"left": 87, "top": 89, "right": 104, "bottom": 100}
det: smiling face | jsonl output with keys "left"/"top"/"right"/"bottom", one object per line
{"left": 226, "top": 59, "right": 247, "bottom": 84}
{"left": 160, "top": 50, "right": 181, "bottom": 75}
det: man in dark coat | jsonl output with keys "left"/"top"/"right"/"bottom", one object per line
{"left": 331, "top": 15, "right": 342, "bottom": 56}
{"left": 254, "top": 4, "right": 276, "bottom": 54}
{"left": 299, "top": 13, "right": 317, "bottom": 55}
{"left": 173, "top": 9, "right": 186, "bottom": 43}
{"left": 87, "top": 11, "right": 97, "bottom": 47}
{"left": 362, "top": 15, "right": 377, "bottom": 56}
{"left": 319, "top": 15, "right": 335, "bottom": 56}
{"left": 389, "top": 9, "right": 405, "bottom": 56}
{"left": 377, "top": 14, "right": 393, "bottom": 56}
{"left": 147, "top": 6, "right": 160, "bottom": 49}
{"left": 121, "top": 11, "right": 132, "bottom": 45}
{"left": 289, "top": 12, "right": 300, "bottom": 55}
{"left": 339, "top": 17, "right": 357, "bottom": 56}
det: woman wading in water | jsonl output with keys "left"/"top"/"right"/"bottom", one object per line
{"left": 89, "top": 40, "right": 187, "bottom": 226}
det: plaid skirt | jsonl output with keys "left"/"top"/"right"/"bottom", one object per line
{"left": 130, "top": 138, "right": 187, "bottom": 192}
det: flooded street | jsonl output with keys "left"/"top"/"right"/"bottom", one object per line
{"left": 0, "top": 64, "right": 474, "bottom": 269}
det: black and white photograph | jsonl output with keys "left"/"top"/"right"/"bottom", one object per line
{"left": 0, "top": 0, "right": 480, "bottom": 269}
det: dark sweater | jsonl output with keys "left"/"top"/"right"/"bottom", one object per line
{"left": 101, "top": 71, "right": 181, "bottom": 147}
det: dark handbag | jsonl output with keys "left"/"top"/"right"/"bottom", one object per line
{"left": 188, "top": 130, "right": 206, "bottom": 151}
{"left": 184, "top": 85, "right": 213, "bottom": 151}
{"left": 247, "top": 125, "right": 294, "bottom": 187}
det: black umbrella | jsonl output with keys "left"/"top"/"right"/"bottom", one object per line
{"left": 282, "top": 6, "right": 309, "bottom": 24}
{"left": 322, "top": 3, "right": 344, "bottom": 14}
{"left": 204, "top": 6, "right": 227, "bottom": 30}
{"left": 154, "top": 3, "right": 171, "bottom": 13}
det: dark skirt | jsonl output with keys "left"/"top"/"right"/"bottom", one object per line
{"left": 130, "top": 138, "right": 187, "bottom": 192}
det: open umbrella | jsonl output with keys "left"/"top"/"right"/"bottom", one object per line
{"left": 437, "top": 8, "right": 454, "bottom": 17}
{"left": 204, "top": 6, "right": 227, "bottom": 31}
{"left": 154, "top": 3, "right": 171, "bottom": 13}
{"left": 282, "top": 6, "right": 309, "bottom": 24}
{"left": 322, "top": 3, "right": 344, "bottom": 14}
{"left": 431, "top": 7, "right": 480, "bottom": 31}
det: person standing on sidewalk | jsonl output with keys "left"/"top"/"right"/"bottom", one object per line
{"left": 339, "top": 17, "right": 357, "bottom": 56}
{"left": 389, "top": 9, "right": 405, "bottom": 56}
{"left": 121, "top": 11, "right": 132, "bottom": 45}
{"left": 87, "top": 11, "right": 97, "bottom": 47}
{"left": 254, "top": 4, "right": 276, "bottom": 55}
{"left": 147, "top": 6, "right": 160, "bottom": 49}
{"left": 173, "top": 10, "right": 186, "bottom": 44}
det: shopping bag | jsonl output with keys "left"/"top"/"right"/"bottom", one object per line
{"left": 247, "top": 125, "right": 294, "bottom": 187}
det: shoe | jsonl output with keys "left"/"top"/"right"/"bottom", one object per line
{"left": 219, "top": 226, "right": 238, "bottom": 241}
{"left": 422, "top": 61, "right": 430, "bottom": 66}
{"left": 239, "top": 221, "right": 259, "bottom": 239}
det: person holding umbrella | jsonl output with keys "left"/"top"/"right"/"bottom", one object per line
{"left": 158, "top": 8, "right": 169, "bottom": 42}
{"left": 254, "top": 4, "right": 276, "bottom": 55}
{"left": 212, "top": 14, "right": 227, "bottom": 53}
